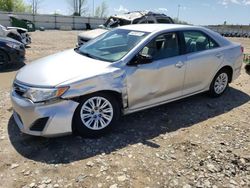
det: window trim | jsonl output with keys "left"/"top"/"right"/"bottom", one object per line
{"left": 180, "top": 30, "right": 220, "bottom": 55}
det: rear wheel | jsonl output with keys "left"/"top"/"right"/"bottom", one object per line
{"left": 209, "top": 70, "right": 229, "bottom": 97}
{"left": 0, "top": 50, "right": 9, "bottom": 70}
{"left": 73, "top": 93, "right": 121, "bottom": 138}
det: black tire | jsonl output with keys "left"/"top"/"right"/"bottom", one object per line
{"left": 73, "top": 92, "right": 121, "bottom": 138}
{"left": 245, "top": 64, "right": 250, "bottom": 74}
{"left": 0, "top": 50, "right": 9, "bottom": 70}
{"left": 208, "top": 69, "right": 230, "bottom": 97}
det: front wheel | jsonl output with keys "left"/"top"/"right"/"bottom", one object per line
{"left": 209, "top": 70, "right": 229, "bottom": 97}
{"left": 73, "top": 93, "right": 121, "bottom": 138}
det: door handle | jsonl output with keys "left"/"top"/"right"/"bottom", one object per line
{"left": 215, "top": 53, "right": 223, "bottom": 59}
{"left": 175, "top": 61, "right": 184, "bottom": 68}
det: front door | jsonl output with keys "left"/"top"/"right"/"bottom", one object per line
{"left": 126, "top": 32, "right": 186, "bottom": 110}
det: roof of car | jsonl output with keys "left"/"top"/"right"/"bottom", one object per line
{"left": 112, "top": 11, "right": 170, "bottom": 21}
{"left": 119, "top": 24, "right": 195, "bottom": 33}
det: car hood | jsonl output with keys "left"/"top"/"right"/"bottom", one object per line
{"left": 78, "top": 28, "right": 108, "bottom": 41}
{"left": 15, "top": 49, "right": 114, "bottom": 87}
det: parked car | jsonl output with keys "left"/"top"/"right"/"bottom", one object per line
{"left": 11, "top": 24, "right": 243, "bottom": 137}
{"left": 0, "top": 36, "right": 25, "bottom": 69}
{"left": 77, "top": 11, "right": 174, "bottom": 46}
{"left": 247, "top": 32, "right": 250, "bottom": 38}
{"left": 0, "top": 24, "right": 31, "bottom": 46}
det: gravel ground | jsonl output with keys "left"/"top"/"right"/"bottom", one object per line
{"left": 0, "top": 31, "right": 249, "bottom": 188}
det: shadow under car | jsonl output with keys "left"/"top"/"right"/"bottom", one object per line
{"left": 8, "top": 87, "right": 250, "bottom": 164}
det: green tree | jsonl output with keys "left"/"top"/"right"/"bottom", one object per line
{"left": 0, "top": 0, "right": 31, "bottom": 12}
{"left": 0, "top": 0, "right": 14, "bottom": 11}
{"left": 14, "top": 0, "right": 32, "bottom": 12}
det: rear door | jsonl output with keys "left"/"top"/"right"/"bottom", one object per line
{"left": 181, "top": 30, "right": 223, "bottom": 95}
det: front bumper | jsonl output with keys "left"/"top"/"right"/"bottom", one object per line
{"left": 11, "top": 91, "right": 79, "bottom": 137}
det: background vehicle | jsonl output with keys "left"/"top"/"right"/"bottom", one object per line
{"left": 11, "top": 24, "right": 243, "bottom": 137}
{"left": 0, "top": 36, "right": 25, "bottom": 70}
{"left": 0, "top": 24, "right": 31, "bottom": 46}
{"left": 9, "top": 15, "right": 36, "bottom": 32}
{"left": 77, "top": 11, "right": 174, "bottom": 46}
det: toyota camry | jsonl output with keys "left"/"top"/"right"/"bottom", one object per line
{"left": 11, "top": 24, "right": 243, "bottom": 137}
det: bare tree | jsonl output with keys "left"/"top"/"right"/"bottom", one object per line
{"left": 67, "top": 0, "right": 88, "bottom": 16}
{"left": 29, "top": 0, "right": 43, "bottom": 14}
{"left": 95, "top": 1, "right": 108, "bottom": 18}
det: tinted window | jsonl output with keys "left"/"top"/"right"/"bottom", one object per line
{"left": 183, "top": 31, "right": 219, "bottom": 53}
{"left": 140, "top": 33, "right": 180, "bottom": 60}
{"left": 156, "top": 17, "right": 172, "bottom": 23}
{"left": 147, "top": 20, "right": 155, "bottom": 24}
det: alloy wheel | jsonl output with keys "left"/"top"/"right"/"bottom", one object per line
{"left": 214, "top": 73, "right": 228, "bottom": 94}
{"left": 80, "top": 96, "right": 114, "bottom": 130}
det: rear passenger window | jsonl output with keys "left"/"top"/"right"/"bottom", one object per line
{"left": 156, "top": 18, "right": 172, "bottom": 23}
{"left": 183, "top": 31, "right": 219, "bottom": 53}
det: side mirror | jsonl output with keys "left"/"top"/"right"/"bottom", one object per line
{"left": 128, "top": 53, "right": 153, "bottom": 66}
{"left": 137, "top": 53, "right": 153, "bottom": 64}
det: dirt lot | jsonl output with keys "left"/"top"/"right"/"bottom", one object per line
{"left": 0, "top": 31, "right": 249, "bottom": 188}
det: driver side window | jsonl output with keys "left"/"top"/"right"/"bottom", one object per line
{"left": 140, "top": 33, "right": 180, "bottom": 61}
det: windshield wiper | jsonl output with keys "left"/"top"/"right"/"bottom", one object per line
{"left": 76, "top": 50, "right": 100, "bottom": 60}
{"left": 81, "top": 52, "right": 94, "bottom": 58}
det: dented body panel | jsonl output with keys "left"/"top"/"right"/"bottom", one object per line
{"left": 11, "top": 24, "right": 243, "bottom": 136}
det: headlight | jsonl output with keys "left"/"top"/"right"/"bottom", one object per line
{"left": 6, "top": 42, "right": 20, "bottom": 49}
{"left": 23, "top": 86, "right": 69, "bottom": 103}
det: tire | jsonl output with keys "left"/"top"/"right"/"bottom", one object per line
{"left": 209, "top": 70, "right": 230, "bottom": 97}
{"left": 73, "top": 92, "right": 121, "bottom": 138}
{"left": 245, "top": 64, "right": 250, "bottom": 74}
{"left": 0, "top": 50, "right": 9, "bottom": 70}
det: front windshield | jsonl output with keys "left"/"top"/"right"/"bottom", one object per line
{"left": 78, "top": 29, "right": 149, "bottom": 62}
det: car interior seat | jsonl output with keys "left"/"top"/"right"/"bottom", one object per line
{"left": 196, "top": 36, "right": 208, "bottom": 52}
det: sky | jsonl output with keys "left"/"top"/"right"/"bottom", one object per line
{"left": 24, "top": 0, "right": 250, "bottom": 25}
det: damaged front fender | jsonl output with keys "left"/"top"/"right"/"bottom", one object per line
{"left": 60, "top": 69, "right": 128, "bottom": 109}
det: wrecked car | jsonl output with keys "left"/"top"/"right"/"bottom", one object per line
{"left": 77, "top": 11, "right": 174, "bottom": 46}
{"left": 0, "top": 24, "right": 31, "bottom": 46}
{"left": 0, "top": 36, "right": 25, "bottom": 69}
{"left": 12, "top": 24, "right": 243, "bottom": 137}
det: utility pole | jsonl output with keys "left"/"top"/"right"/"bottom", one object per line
{"left": 177, "top": 4, "right": 181, "bottom": 21}
{"left": 92, "top": 0, "right": 95, "bottom": 16}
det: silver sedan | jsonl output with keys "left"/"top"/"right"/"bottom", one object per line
{"left": 11, "top": 24, "right": 243, "bottom": 137}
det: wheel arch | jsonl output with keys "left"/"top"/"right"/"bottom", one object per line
{"left": 71, "top": 90, "right": 123, "bottom": 135}
{"left": 72, "top": 90, "right": 124, "bottom": 107}
{"left": 217, "top": 65, "right": 233, "bottom": 83}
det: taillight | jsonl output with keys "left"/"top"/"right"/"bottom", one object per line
{"left": 241, "top": 46, "right": 244, "bottom": 53}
